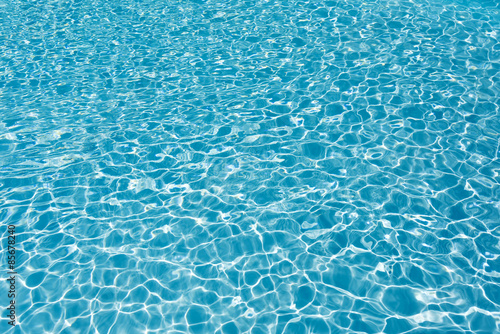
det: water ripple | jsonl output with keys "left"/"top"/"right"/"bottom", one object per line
{"left": 1, "top": 0, "right": 500, "bottom": 333}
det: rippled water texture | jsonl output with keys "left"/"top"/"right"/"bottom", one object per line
{"left": 1, "top": 0, "right": 500, "bottom": 333}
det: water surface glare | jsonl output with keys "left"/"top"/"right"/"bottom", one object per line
{"left": 1, "top": 0, "right": 500, "bottom": 333}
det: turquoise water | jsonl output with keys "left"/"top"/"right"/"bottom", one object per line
{"left": 1, "top": 0, "right": 500, "bottom": 333}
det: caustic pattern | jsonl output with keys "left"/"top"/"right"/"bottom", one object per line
{"left": 0, "top": 0, "right": 499, "bottom": 333}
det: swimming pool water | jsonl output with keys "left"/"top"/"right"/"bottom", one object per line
{"left": 1, "top": 0, "right": 500, "bottom": 333}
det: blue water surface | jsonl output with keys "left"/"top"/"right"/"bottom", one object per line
{"left": 1, "top": 0, "right": 500, "bottom": 333}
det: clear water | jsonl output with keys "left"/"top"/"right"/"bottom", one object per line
{"left": 1, "top": 0, "right": 500, "bottom": 333}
